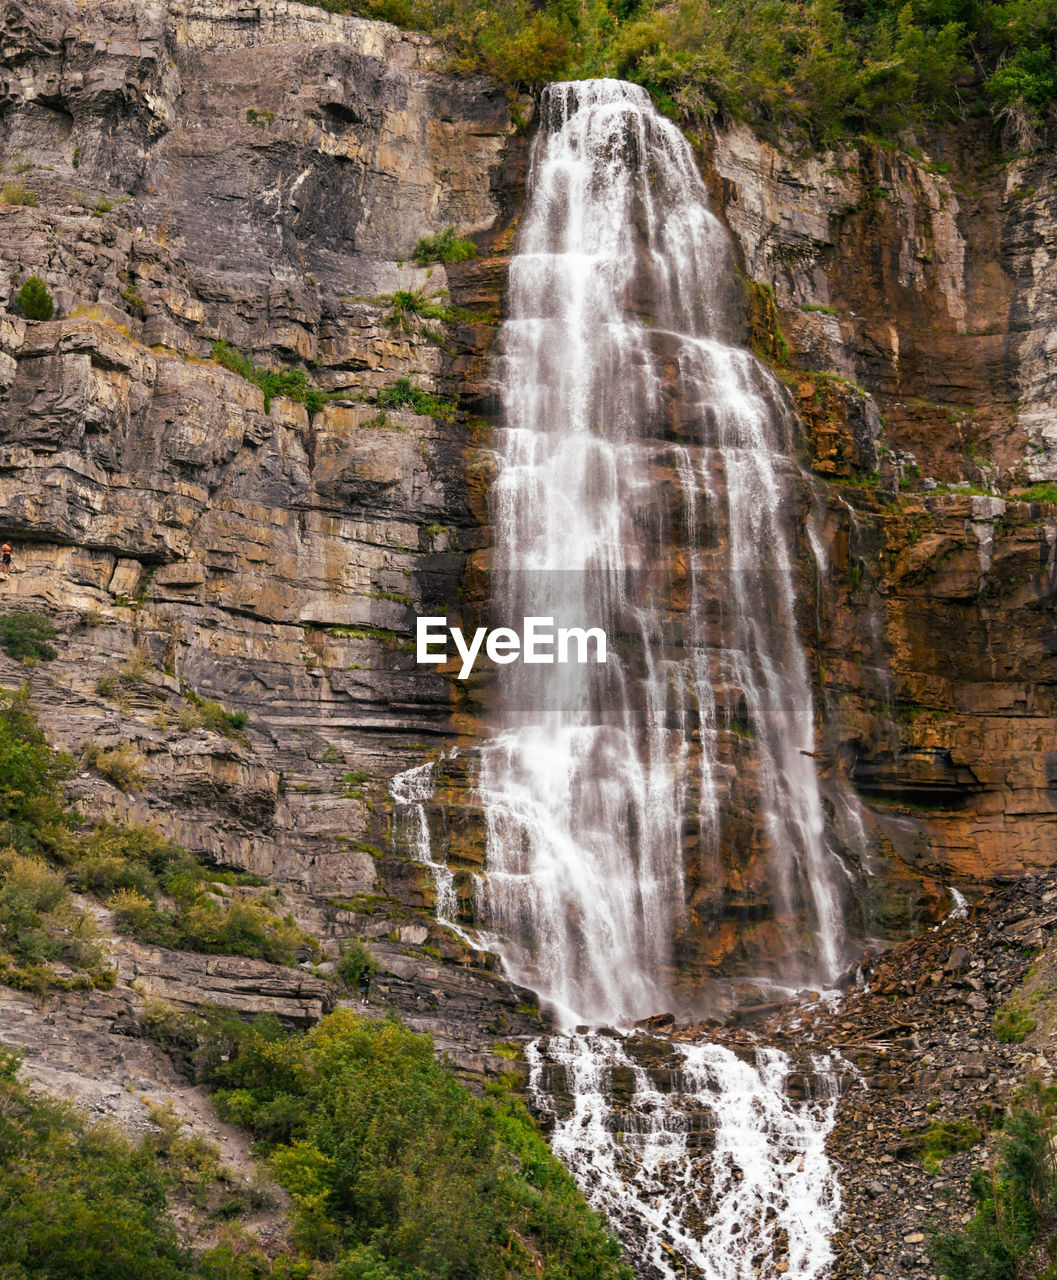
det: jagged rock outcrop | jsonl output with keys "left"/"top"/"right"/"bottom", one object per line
{"left": 0, "top": 0, "right": 517, "bottom": 907}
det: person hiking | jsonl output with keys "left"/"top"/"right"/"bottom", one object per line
{"left": 358, "top": 967, "right": 371, "bottom": 1005}
{"left": 1, "top": 544, "right": 11, "bottom": 575}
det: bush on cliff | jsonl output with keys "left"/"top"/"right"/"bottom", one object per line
{"left": 204, "top": 1008, "right": 632, "bottom": 1280}
{"left": 0, "top": 685, "right": 73, "bottom": 855}
{"left": 0, "top": 612, "right": 58, "bottom": 662}
{"left": 16, "top": 274, "right": 53, "bottom": 320}
{"left": 211, "top": 339, "right": 327, "bottom": 416}
{"left": 0, "top": 851, "right": 114, "bottom": 994}
{"left": 310, "top": 0, "right": 1057, "bottom": 144}
{"left": 0, "top": 692, "right": 316, "bottom": 975}
{"left": 930, "top": 1080, "right": 1057, "bottom": 1279}
{"left": 412, "top": 226, "right": 477, "bottom": 265}
{"left": 375, "top": 376, "right": 457, "bottom": 419}
{"left": 67, "top": 821, "right": 316, "bottom": 965}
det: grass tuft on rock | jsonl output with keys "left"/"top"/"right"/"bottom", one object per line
{"left": 375, "top": 376, "right": 457, "bottom": 420}
{"left": 0, "top": 611, "right": 57, "bottom": 662}
{"left": 211, "top": 339, "right": 327, "bottom": 416}
{"left": 412, "top": 226, "right": 477, "bottom": 265}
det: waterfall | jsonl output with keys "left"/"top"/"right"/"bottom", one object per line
{"left": 389, "top": 79, "right": 852, "bottom": 1278}
{"left": 477, "top": 79, "right": 847, "bottom": 1027}
{"left": 527, "top": 1036, "right": 843, "bottom": 1280}
{"left": 390, "top": 759, "right": 481, "bottom": 945}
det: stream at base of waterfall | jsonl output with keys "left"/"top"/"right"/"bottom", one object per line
{"left": 388, "top": 78, "right": 858, "bottom": 1278}
{"left": 528, "top": 1036, "right": 842, "bottom": 1280}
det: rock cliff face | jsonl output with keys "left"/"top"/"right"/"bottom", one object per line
{"left": 0, "top": 0, "right": 542, "bottom": 1083}
{"left": 701, "top": 121, "right": 1057, "bottom": 902}
{"left": 1, "top": 0, "right": 1057, "bottom": 1200}
{"left": 3, "top": 2, "right": 1057, "bottom": 1275}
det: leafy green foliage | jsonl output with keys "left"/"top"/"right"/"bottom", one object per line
{"left": 16, "top": 275, "right": 52, "bottom": 319}
{"left": 995, "top": 1002, "right": 1038, "bottom": 1042}
{"left": 0, "top": 686, "right": 73, "bottom": 855}
{"left": 0, "top": 611, "right": 57, "bottom": 662}
{"left": 412, "top": 227, "right": 477, "bottom": 265}
{"left": 70, "top": 823, "right": 314, "bottom": 965}
{"left": 336, "top": 937, "right": 377, "bottom": 988}
{"left": 300, "top": 0, "right": 1057, "bottom": 143}
{"left": 380, "top": 288, "right": 451, "bottom": 333}
{"left": 0, "top": 1055, "right": 285, "bottom": 1279}
{"left": 376, "top": 377, "right": 457, "bottom": 420}
{"left": 0, "top": 1056, "right": 197, "bottom": 1278}
{"left": 206, "top": 1010, "right": 631, "bottom": 1280}
{"left": 211, "top": 340, "right": 327, "bottom": 416}
{"left": 0, "top": 851, "right": 112, "bottom": 994}
{"left": 985, "top": 0, "right": 1057, "bottom": 125}
{"left": 931, "top": 1082, "right": 1057, "bottom": 1279}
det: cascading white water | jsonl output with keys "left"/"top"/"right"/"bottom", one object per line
{"left": 477, "top": 79, "right": 846, "bottom": 1026}
{"left": 390, "top": 760, "right": 480, "bottom": 943}
{"left": 388, "top": 79, "right": 853, "bottom": 1279}
{"left": 527, "top": 1036, "right": 842, "bottom": 1280}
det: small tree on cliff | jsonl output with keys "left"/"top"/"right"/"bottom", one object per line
{"left": 17, "top": 275, "right": 54, "bottom": 322}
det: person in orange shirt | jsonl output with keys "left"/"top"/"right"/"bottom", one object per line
{"left": 1, "top": 544, "right": 11, "bottom": 574}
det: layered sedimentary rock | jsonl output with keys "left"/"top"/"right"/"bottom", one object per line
{"left": 0, "top": 0, "right": 1055, "bottom": 1026}
{"left": 0, "top": 0, "right": 542, "bottom": 1079}
{"left": 702, "top": 122, "right": 1057, "bottom": 909}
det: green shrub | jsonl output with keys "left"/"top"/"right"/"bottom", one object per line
{"left": 96, "top": 650, "right": 154, "bottom": 702}
{"left": 211, "top": 339, "right": 326, "bottom": 415}
{"left": 2, "top": 181, "right": 38, "bottom": 207}
{"left": 17, "top": 274, "right": 53, "bottom": 319}
{"left": 995, "top": 1003, "right": 1038, "bottom": 1043}
{"left": 0, "top": 1059, "right": 281, "bottom": 1278}
{"left": 336, "top": 937, "right": 377, "bottom": 987}
{"left": 183, "top": 689, "right": 249, "bottom": 737}
{"left": 412, "top": 227, "right": 477, "bottom": 265}
{"left": 337, "top": 769, "right": 368, "bottom": 799}
{"left": 930, "top": 1081, "right": 1057, "bottom": 1279}
{"left": 0, "top": 610, "right": 57, "bottom": 660}
{"left": 380, "top": 288, "right": 451, "bottom": 333}
{"left": 82, "top": 741, "right": 150, "bottom": 791}
{"left": 206, "top": 1009, "right": 631, "bottom": 1280}
{"left": 376, "top": 377, "right": 456, "bottom": 420}
{"left": 0, "top": 1064, "right": 191, "bottom": 1277}
{"left": 0, "top": 690, "right": 311, "bottom": 969}
{"left": 0, "top": 686, "right": 73, "bottom": 854}
{"left": 0, "top": 850, "right": 112, "bottom": 993}
{"left": 76, "top": 822, "right": 314, "bottom": 964}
